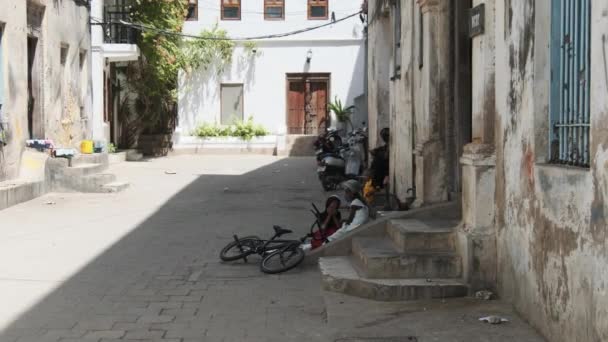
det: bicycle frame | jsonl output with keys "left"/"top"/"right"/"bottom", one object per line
{"left": 232, "top": 233, "right": 300, "bottom": 263}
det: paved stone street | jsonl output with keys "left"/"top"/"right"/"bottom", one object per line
{"left": 0, "top": 155, "right": 545, "bottom": 342}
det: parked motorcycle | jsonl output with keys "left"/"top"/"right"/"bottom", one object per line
{"left": 317, "top": 128, "right": 368, "bottom": 191}
{"left": 313, "top": 128, "right": 343, "bottom": 161}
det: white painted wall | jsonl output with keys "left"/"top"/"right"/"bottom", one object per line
{"left": 176, "top": 0, "right": 365, "bottom": 137}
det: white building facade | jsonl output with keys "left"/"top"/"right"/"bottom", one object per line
{"left": 175, "top": 0, "right": 365, "bottom": 146}
{"left": 90, "top": 0, "right": 139, "bottom": 144}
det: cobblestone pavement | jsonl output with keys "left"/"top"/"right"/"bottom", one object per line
{"left": 0, "top": 155, "right": 546, "bottom": 342}
{"left": 0, "top": 156, "right": 329, "bottom": 342}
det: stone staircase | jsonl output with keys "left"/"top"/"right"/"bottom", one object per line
{"left": 49, "top": 153, "right": 130, "bottom": 193}
{"left": 0, "top": 150, "right": 131, "bottom": 211}
{"left": 319, "top": 211, "right": 469, "bottom": 301}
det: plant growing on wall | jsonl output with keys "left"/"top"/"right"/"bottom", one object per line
{"left": 126, "top": 1, "right": 235, "bottom": 135}
{"left": 328, "top": 97, "right": 355, "bottom": 130}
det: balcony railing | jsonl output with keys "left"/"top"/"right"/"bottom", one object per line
{"left": 104, "top": 4, "right": 138, "bottom": 44}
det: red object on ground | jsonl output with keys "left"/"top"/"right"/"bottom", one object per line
{"left": 310, "top": 227, "right": 338, "bottom": 249}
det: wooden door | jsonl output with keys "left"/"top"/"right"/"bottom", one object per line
{"left": 307, "top": 81, "right": 328, "bottom": 134}
{"left": 286, "top": 74, "right": 329, "bottom": 135}
{"left": 287, "top": 80, "right": 306, "bottom": 134}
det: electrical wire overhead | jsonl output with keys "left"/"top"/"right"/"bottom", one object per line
{"left": 106, "top": 11, "right": 361, "bottom": 41}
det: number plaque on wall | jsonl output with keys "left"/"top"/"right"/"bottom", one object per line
{"left": 469, "top": 4, "right": 485, "bottom": 38}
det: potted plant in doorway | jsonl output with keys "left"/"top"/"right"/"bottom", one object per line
{"left": 328, "top": 97, "right": 355, "bottom": 133}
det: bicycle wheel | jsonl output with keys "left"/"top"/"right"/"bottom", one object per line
{"left": 219, "top": 236, "right": 260, "bottom": 262}
{"left": 260, "top": 244, "right": 305, "bottom": 274}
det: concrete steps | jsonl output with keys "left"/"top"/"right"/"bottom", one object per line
{"left": 63, "top": 163, "right": 107, "bottom": 177}
{"left": 320, "top": 256, "right": 468, "bottom": 301}
{"left": 101, "top": 181, "right": 130, "bottom": 193}
{"left": 319, "top": 214, "right": 467, "bottom": 301}
{"left": 50, "top": 154, "right": 130, "bottom": 194}
{"left": 387, "top": 219, "right": 457, "bottom": 252}
{"left": 352, "top": 237, "right": 462, "bottom": 279}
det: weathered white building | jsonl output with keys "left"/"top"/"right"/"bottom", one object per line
{"left": 174, "top": 0, "right": 365, "bottom": 148}
{"left": 90, "top": 0, "right": 140, "bottom": 146}
{"left": 365, "top": 0, "right": 608, "bottom": 341}
{"left": 0, "top": 0, "right": 93, "bottom": 181}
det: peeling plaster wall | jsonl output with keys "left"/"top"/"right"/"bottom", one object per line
{"left": 494, "top": 1, "right": 608, "bottom": 341}
{"left": 0, "top": 0, "right": 92, "bottom": 182}
{"left": 390, "top": 0, "right": 415, "bottom": 201}
{"left": 0, "top": 0, "right": 28, "bottom": 181}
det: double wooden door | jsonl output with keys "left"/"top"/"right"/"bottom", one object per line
{"left": 286, "top": 74, "right": 329, "bottom": 135}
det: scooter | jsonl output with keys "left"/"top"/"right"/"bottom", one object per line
{"left": 317, "top": 128, "right": 367, "bottom": 191}
{"left": 313, "top": 128, "right": 343, "bottom": 162}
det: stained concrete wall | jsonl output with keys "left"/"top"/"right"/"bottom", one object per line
{"left": 0, "top": 0, "right": 92, "bottom": 182}
{"left": 366, "top": 0, "right": 391, "bottom": 151}
{"left": 493, "top": 1, "right": 608, "bottom": 341}
{"left": 367, "top": 0, "right": 457, "bottom": 204}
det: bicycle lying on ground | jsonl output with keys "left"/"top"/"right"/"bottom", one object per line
{"left": 219, "top": 203, "right": 329, "bottom": 274}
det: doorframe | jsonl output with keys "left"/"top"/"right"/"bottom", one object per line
{"left": 285, "top": 73, "right": 331, "bottom": 135}
{"left": 449, "top": 0, "right": 473, "bottom": 196}
{"left": 26, "top": 2, "right": 45, "bottom": 140}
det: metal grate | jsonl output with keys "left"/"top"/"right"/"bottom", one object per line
{"left": 104, "top": 4, "right": 137, "bottom": 44}
{"left": 550, "top": 0, "right": 591, "bottom": 167}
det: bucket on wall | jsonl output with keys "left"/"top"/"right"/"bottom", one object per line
{"left": 80, "top": 140, "right": 94, "bottom": 154}
{"left": 93, "top": 140, "right": 104, "bottom": 153}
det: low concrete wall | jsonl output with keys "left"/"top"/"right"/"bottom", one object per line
{"left": 0, "top": 150, "right": 111, "bottom": 210}
{"left": 0, "top": 180, "right": 46, "bottom": 210}
{"left": 172, "top": 135, "right": 278, "bottom": 155}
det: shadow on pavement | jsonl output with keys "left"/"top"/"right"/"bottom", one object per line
{"left": 0, "top": 157, "right": 330, "bottom": 342}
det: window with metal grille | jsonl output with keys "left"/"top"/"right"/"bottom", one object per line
{"left": 265, "top": 0, "right": 284, "bottom": 20}
{"left": 186, "top": 0, "right": 198, "bottom": 21}
{"left": 308, "top": 0, "right": 328, "bottom": 20}
{"left": 550, "top": 0, "right": 591, "bottom": 167}
{"left": 221, "top": 0, "right": 241, "bottom": 20}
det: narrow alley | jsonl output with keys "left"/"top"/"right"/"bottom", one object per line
{"left": 0, "top": 155, "right": 544, "bottom": 342}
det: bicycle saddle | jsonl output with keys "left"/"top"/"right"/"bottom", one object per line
{"left": 273, "top": 225, "right": 293, "bottom": 236}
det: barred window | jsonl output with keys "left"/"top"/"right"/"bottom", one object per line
{"left": 549, "top": 0, "right": 591, "bottom": 167}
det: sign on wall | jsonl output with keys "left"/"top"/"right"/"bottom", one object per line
{"left": 469, "top": 4, "right": 485, "bottom": 38}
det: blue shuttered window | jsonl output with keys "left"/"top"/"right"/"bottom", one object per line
{"left": 550, "top": 0, "right": 591, "bottom": 167}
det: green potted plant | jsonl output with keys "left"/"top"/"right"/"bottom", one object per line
{"left": 328, "top": 97, "right": 355, "bottom": 132}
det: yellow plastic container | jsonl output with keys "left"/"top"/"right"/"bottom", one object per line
{"left": 80, "top": 140, "right": 94, "bottom": 154}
